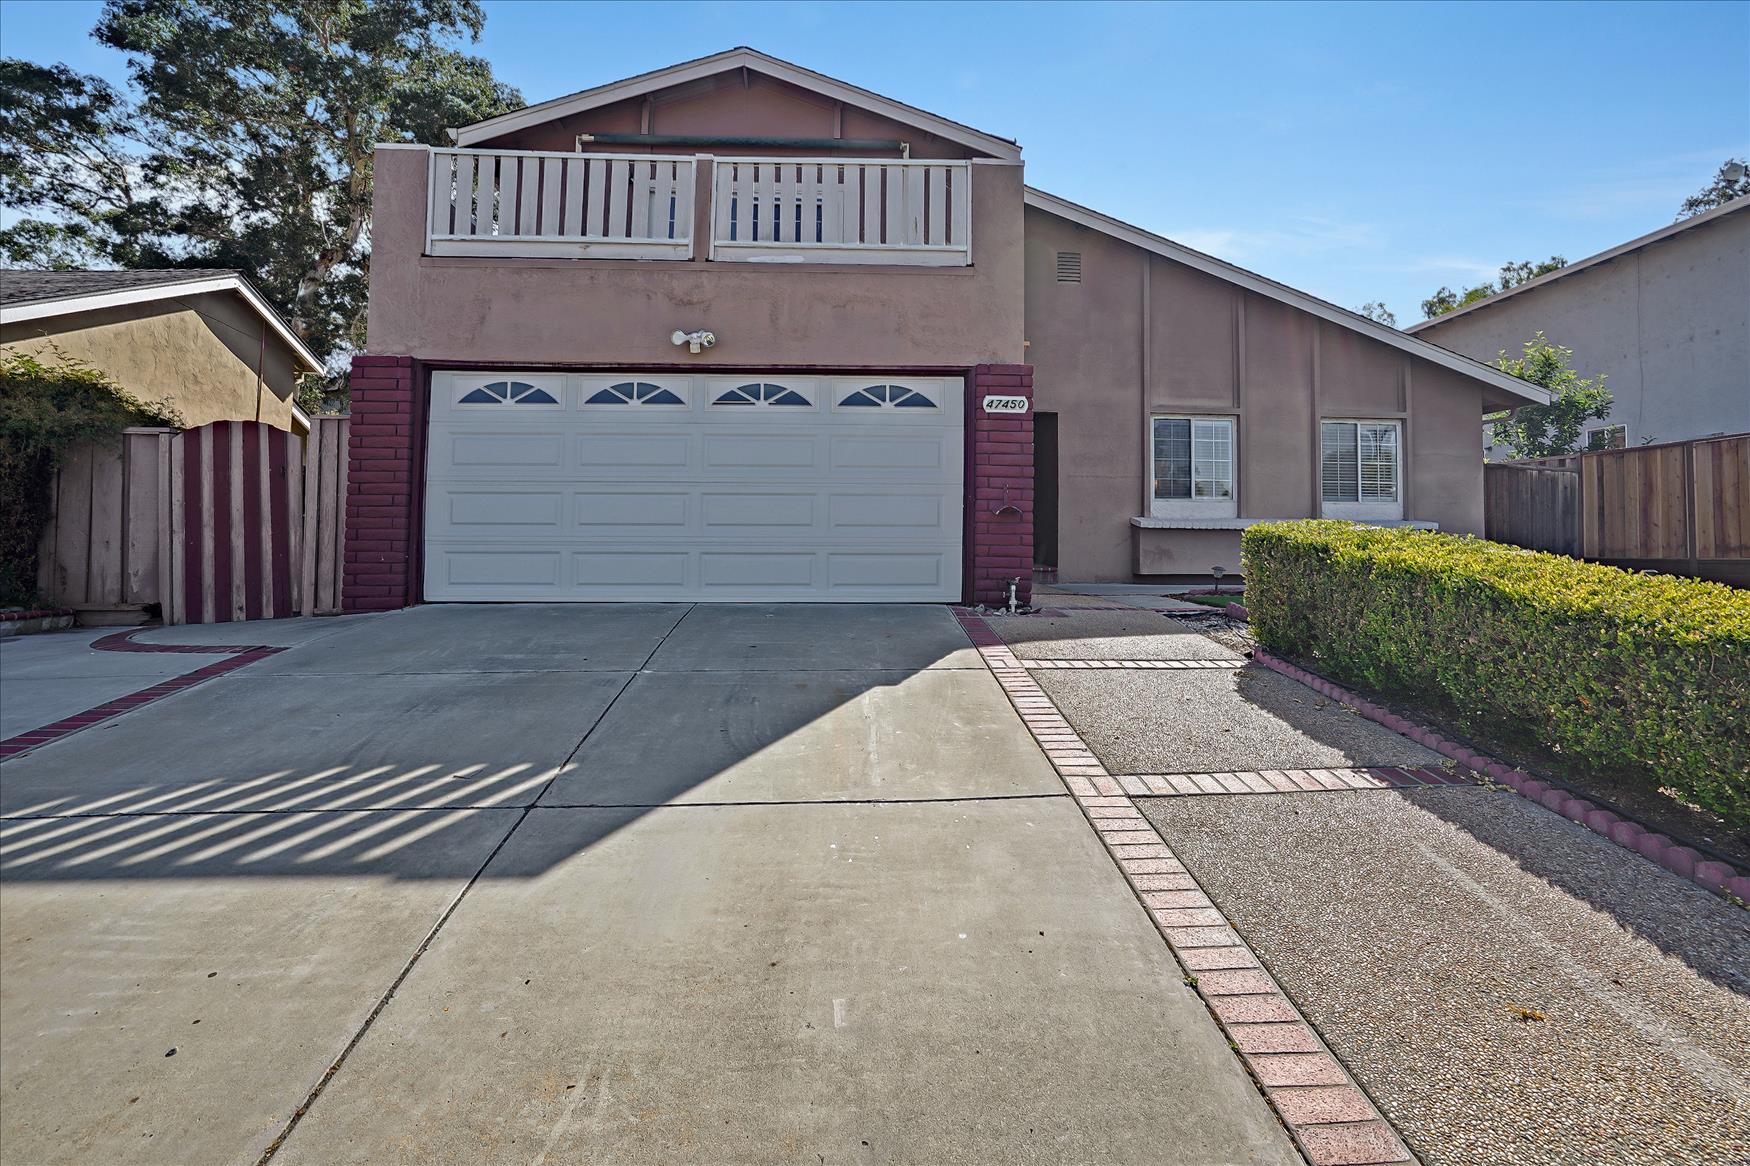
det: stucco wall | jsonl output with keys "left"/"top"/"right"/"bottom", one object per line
{"left": 1414, "top": 208, "right": 1750, "bottom": 448}
{"left": 2, "top": 292, "right": 303, "bottom": 432}
{"left": 1024, "top": 206, "right": 1488, "bottom": 581}
{"left": 365, "top": 146, "right": 1025, "bottom": 368}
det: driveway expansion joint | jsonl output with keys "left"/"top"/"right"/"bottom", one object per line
{"left": 953, "top": 608, "right": 1419, "bottom": 1166}
{"left": 1250, "top": 647, "right": 1749, "bottom": 904}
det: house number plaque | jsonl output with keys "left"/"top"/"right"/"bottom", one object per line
{"left": 981, "top": 395, "right": 1029, "bottom": 415}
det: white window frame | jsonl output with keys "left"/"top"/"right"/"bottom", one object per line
{"left": 1149, "top": 415, "right": 1237, "bottom": 519}
{"left": 1321, "top": 419, "right": 1402, "bottom": 521}
{"left": 1584, "top": 424, "right": 1626, "bottom": 451}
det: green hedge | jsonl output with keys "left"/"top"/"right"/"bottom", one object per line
{"left": 1240, "top": 520, "right": 1750, "bottom": 825}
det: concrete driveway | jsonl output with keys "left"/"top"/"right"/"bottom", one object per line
{"left": 0, "top": 605, "right": 1296, "bottom": 1166}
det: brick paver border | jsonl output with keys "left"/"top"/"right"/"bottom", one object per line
{"left": 1248, "top": 648, "right": 1748, "bottom": 904}
{"left": 953, "top": 608, "right": 1418, "bottom": 1166}
{"left": 1020, "top": 657, "right": 1241, "bottom": 669}
{"left": 0, "top": 630, "right": 283, "bottom": 760}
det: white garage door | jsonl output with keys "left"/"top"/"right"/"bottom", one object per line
{"left": 423, "top": 371, "right": 964, "bottom": 601}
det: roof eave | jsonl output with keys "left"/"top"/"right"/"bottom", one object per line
{"left": 1022, "top": 187, "right": 1551, "bottom": 408}
{"left": 0, "top": 274, "right": 325, "bottom": 375}
{"left": 1406, "top": 194, "right": 1750, "bottom": 333}
{"left": 452, "top": 46, "right": 1022, "bottom": 160}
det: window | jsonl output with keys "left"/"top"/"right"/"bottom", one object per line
{"left": 713, "top": 382, "right": 811, "bottom": 407}
{"left": 1321, "top": 420, "right": 1400, "bottom": 517}
{"left": 837, "top": 384, "right": 937, "bottom": 409}
{"left": 1585, "top": 425, "right": 1626, "bottom": 451}
{"left": 583, "top": 381, "right": 685, "bottom": 406}
{"left": 1151, "top": 416, "right": 1235, "bottom": 517}
{"left": 457, "top": 380, "right": 559, "bottom": 406}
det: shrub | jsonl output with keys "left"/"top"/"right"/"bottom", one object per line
{"left": 1241, "top": 520, "right": 1750, "bottom": 825}
{"left": 0, "top": 347, "right": 183, "bottom": 604}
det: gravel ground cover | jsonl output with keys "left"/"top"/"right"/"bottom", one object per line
{"left": 1140, "top": 789, "right": 1750, "bottom": 1166}
{"left": 992, "top": 609, "right": 1245, "bottom": 661}
{"left": 1036, "top": 664, "right": 1443, "bottom": 774}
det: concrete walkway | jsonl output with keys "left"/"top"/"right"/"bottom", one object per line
{"left": 987, "top": 605, "right": 1750, "bottom": 1166}
{"left": 0, "top": 605, "right": 1296, "bottom": 1165}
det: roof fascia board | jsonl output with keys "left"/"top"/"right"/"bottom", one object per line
{"left": 0, "top": 275, "right": 324, "bottom": 373}
{"left": 1406, "top": 196, "right": 1749, "bottom": 332}
{"left": 453, "top": 47, "right": 1022, "bottom": 159}
{"left": 1023, "top": 187, "right": 1550, "bottom": 406}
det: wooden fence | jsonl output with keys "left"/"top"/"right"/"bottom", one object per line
{"left": 37, "top": 417, "right": 350, "bottom": 623}
{"left": 1483, "top": 463, "right": 1579, "bottom": 557}
{"left": 1483, "top": 433, "right": 1749, "bottom": 583}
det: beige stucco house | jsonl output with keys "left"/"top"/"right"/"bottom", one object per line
{"left": 1409, "top": 198, "right": 1750, "bottom": 456}
{"left": 340, "top": 47, "right": 1547, "bottom": 612}
{"left": 0, "top": 269, "right": 321, "bottom": 435}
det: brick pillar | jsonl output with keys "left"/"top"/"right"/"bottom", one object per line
{"left": 968, "top": 363, "right": 1034, "bottom": 606}
{"left": 342, "top": 355, "right": 416, "bottom": 613}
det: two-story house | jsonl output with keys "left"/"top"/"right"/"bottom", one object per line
{"left": 1409, "top": 196, "right": 1750, "bottom": 456}
{"left": 343, "top": 47, "right": 1546, "bottom": 612}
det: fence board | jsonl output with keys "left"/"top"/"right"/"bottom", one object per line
{"left": 1490, "top": 433, "right": 1748, "bottom": 581}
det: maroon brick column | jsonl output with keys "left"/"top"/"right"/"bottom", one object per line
{"left": 342, "top": 354, "right": 416, "bottom": 613}
{"left": 967, "top": 363, "right": 1034, "bottom": 607}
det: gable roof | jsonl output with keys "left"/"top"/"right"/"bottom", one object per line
{"left": 1023, "top": 188, "right": 1551, "bottom": 407}
{"left": 451, "top": 46, "right": 1022, "bottom": 160}
{"left": 0, "top": 269, "right": 323, "bottom": 374}
{"left": 1404, "top": 195, "right": 1749, "bottom": 333}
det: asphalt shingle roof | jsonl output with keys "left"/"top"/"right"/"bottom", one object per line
{"left": 0, "top": 268, "right": 241, "bottom": 309}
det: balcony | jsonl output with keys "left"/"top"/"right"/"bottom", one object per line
{"left": 424, "top": 148, "right": 972, "bottom": 267}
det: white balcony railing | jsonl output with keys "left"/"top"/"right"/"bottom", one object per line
{"left": 427, "top": 149, "right": 695, "bottom": 259}
{"left": 423, "top": 149, "right": 972, "bottom": 266}
{"left": 710, "top": 157, "right": 970, "bottom": 266}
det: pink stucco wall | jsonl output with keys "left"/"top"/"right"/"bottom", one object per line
{"left": 365, "top": 147, "right": 1025, "bottom": 369}
{"left": 1023, "top": 205, "right": 1489, "bottom": 581}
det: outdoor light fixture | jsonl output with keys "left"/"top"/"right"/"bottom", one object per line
{"left": 671, "top": 328, "right": 716, "bottom": 354}
{"left": 1211, "top": 565, "right": 1227, "bottom": 594}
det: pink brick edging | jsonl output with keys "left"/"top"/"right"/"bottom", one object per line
{"left": 0, "top": 607, "right": 75, "bottom": 622}
{"left": 1249, "top": 648, "right": 1747, "bottom": 905}
{"left": 953, "top": 608, "right": 1417, "bottom": 1166}
{"left": 0, "top": 630, "right": 283, "bottom": 760}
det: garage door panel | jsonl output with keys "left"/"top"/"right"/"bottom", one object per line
{"left": 573, "top": 552, "right": 689, "bottom": 589}
{"left": 829, "top": 434, "right": 951, "bottom": 473}
{"left": 574, "top": 492, "right": 690, "bottom": 529}
{"left": 699, "top": 552, "right": 817, "bottom": 589}
{"left": 827, "top": 553, "right": 945, "bottom": 589}
{"left": 576, "top": 434, "right": 692, "bottom": 470}
{"left": 425, "top": 372, "right": 964, "bottom": 602}
{"left": 446, "top": 491, "right": 565, "bottom": 528}
{"left": 449, "top": 433, "right": 564, "bottom": 468}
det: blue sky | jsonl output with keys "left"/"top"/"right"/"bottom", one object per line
{"left": 3, "top": 0, "right": 1745, "bottom": 323}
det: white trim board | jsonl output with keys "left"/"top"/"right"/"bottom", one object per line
{"left": 1406, "top": 195, "right": 1750, "bottom": 333}
{"left": 451, "top": 46, "right": 1022, "bottom": 160}
{"left": 1, "top": 274, "right": 324, "bottom": 374}
{"left": 1023, "top": 187, "right": 1551, "bottom": 408}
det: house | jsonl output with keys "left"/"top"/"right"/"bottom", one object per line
{"left": 342, "top": 47, "right": 1548, "bottom": 611}
{"left": 0, "top": 269, "right": 320, "bottom": 435}
{"left": 1409, "top": 198, "right": 1750, "bottom": 456}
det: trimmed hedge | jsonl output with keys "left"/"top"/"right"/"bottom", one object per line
{"left": 1240, "top": 521, "right": 1750, "bottom": 826}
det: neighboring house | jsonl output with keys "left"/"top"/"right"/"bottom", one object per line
{"left": 1409, "top": 198, "right": 1750, "bottom": 457}
{"left": 0, "top": 269, "right": 320, "bottom": 435}
{"left": 342, "top": 46, "right": 1547, "bottom": 610}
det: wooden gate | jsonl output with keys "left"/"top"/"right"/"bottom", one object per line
{"left": 168, "top": 418, "right": 349, "bottom": 624}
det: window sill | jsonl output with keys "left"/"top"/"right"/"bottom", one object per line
{"left": 1130, "top": 517, "right": 1438, "bottom": 531}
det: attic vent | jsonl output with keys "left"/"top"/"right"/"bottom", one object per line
{"left": 1055, "top": 251, "right": 1082, "bottom": 283}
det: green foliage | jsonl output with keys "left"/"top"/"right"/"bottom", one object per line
{"left": 1, "top": 0, "right": 523, "bottom": 374}
{"left": 1355, "top": 301, "right": 1397, "bottom": 328}
{"left": 1491, "top": 332, "right": 1612, "bottom": 458}
{"left": 1240, "top": 521, "right": 1750, "bottom": 826}
{"left": 1678, "top": 157, "right": 1748, "bottom": 220}
{"left": 0, "top": 348, "right": 182, "bottom": 604}
{"left": 1421, "top": 256, "right": 1567, "bottom": 320}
